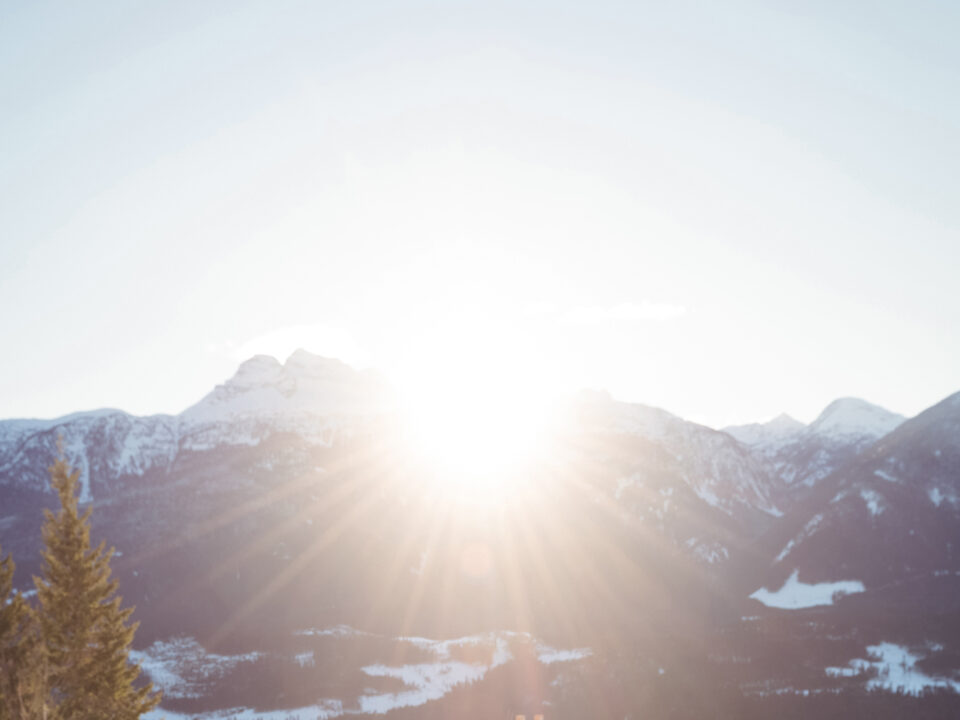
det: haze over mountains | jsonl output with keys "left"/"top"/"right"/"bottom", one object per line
{"left": 1, "top": 350, "right": 958, "bottom": 719}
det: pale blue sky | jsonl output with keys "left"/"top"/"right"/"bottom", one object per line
{"left": 1, "top": 0, "right": 958, "bottom": 427}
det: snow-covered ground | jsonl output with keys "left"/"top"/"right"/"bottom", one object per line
{"left": 826, "top": 643, "right": 960, "bottom": 695}
{"left": 357, "top": 632, "right": 514, "bottom": 714}
{"left": 131, "top": 637, "right": 261, "bottom": 700}
{"left": 536, "top": 644, "right": 592, "bottom": 665}
{"left": 750, "top": 570, "right": 864, "bottom": 609}
{"left": 928, "top": 487, "right": 958, "bottom": 508}
{"left": 774, "top": 514, "right": 823, "bottom": 564}
{"left": 359, "top": 660, "right": 490, "bottom": 714}
{"left": 143, "top": 700, "right": 343, "bottom": 720}
{"left": 860, "top": 489, "right": 885, "bottom": 516}
{"left": 139, "top": 628, "right": 592, "bottom": 719}
{"left": 874, "top": 469, "right": 898, "bottom": 483}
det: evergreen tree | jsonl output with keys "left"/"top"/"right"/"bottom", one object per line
{"left": 35, "top": 455, "right": 160, "bottom": 720}
{"left": 0, "top": 546, "right": 46, "bottom": 720}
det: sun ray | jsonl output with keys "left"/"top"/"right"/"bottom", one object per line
{"left": 205, "top": 445, "right": 397, "bottom": 648}
{"left": 160, "top": 444, "right": 381, "bottom": 615}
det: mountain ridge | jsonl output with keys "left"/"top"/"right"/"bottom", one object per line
{"left": 1, "top": 355, "right": 959, "bottom": 717}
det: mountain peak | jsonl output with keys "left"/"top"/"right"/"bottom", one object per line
{"left": 723, "top": 413, "right": 804, "bottom": 448}
{"left": 768, "top": 413, "right": 804, "bottom": 432}
{"left": 181, "top": 353, "right": 390, "bottom": 424}
{"left": 283, "top": 349, "right": 355, "bottom": 378}
{"left": 807, "top": 397, "right": 904, "bottom": 440}
{"left": 231, "top": 354, "right": 285, "bottom": 385}
{"left": 285, "top": 347, "right": 335, "bottom": 365}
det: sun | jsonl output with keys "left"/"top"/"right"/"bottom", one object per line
{"left": 393, "top": 328, "right": 558, "bottom": 497}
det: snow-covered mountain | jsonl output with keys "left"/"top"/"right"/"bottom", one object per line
{"left": 0, "top": 410, "right": 178, "bottom": 503}
{"left": 725, "top": 413, "right": 804, "bottom": 450}
{"left": 1, "top": 357, "right": 959, "bottom": 718}
{"left": 575, "top": 390, "right": 782, "bottom": 519}
{"left": 0, "top": 351, "right": 393, "bottom": 504}
{"left": 182, "top": 351, "right": 393, "bottom": 425}
{"left": 178, "top": 350, "right": 393, "bottom": 452}
{"left": 807, "top": 397, "right": 905, "bottom": 441}
{"left": 726, "top": 398, "right": 905, "bottom": 493}
{"left": 752, "top": 391, "right": 960, "bottom": 593}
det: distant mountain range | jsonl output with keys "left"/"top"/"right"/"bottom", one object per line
{"left": 1, "top": 350, "right": 958, "bottom": 719}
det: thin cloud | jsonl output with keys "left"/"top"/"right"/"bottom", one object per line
{"left": 563, "top": 301, "right": 687, "bottom": 325}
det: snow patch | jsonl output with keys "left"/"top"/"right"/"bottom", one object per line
{"left": 296, "top": 624, "right": 369, "bottom": 638}
{"left": 928, "top": 487, "right": 957, "bottom": 508}
{"left": 358, "top": 635, "right": 514, "bottom": 714}
{"left": 131, "top": 637, "right": 261, "bottom": 700}
{"left": 826, "top": 643, "right": 960, "bottom": 695}
{"left": 860, "top": 489, "right": 884, "bottom": 516}
{"left": 774, "top": 514, "right": 823, "bottom": 564}
{"left": 281, "top": 629, "right": 588, "bottom": 716}
{"left": 145, "top": 699, "right": 344, "bottom": 720}
{"left": 750, "top": 570, "right": 864, "bottom": 609}
{"left": 687, "top": 538, "right": 729, "bottom": 564}
{"left": 695, "top": 486, "right": 721, "bottom": 508}
{"left": 359, "top": 661, "right": 487, "bottom": 714}
{"left": 536, "top": 644, "right": 592, "bottom": 664}
{"left": 873, "top": 469, "right": 898, "bottom": 483}
{"left": 774, "top": 538, "right": 797, "bottom": 564}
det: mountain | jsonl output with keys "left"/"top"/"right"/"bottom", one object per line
{"left": 0, "top": 351, "right": 392, "bottom": 506}
{"left": 807, "top": 397, "right": 905, "bottom": 441}
{"left": 1, "top": 356, "right": 958, "bottom": 719}
{"left": 575, "top": 390, "right": 782, "bottom": 517}
{"left": 726, "top": 398, "right": 905, "bottom": 504}
{"left": 178, "top": 350, "right": 393, "bottom": 452}
{"left": 0, "top": 410, "right": 178, "bottom": 504}
{"left": 725, "top": 413, "right": 804, "bottom": 449}
{"left": 569, "top": 391, "right": 783, "bottom": 569}
{"left": 750, "top": 391, "right": 960, "bottom": 596}
{"left": 182, "top": 351, "right": 393, "bottom": 425}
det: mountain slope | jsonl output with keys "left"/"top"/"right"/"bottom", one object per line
{"left": 577, "top": 391, "right": 782, "bottom": 519}
{"left": 725, "top": 413, "right": 804, "bottom": 450}
{"left": 1, "top": 358, "right": 958, "bottom": 717}
{"left": 749, "top": 391, "right": 960, "bottom": 602}
{"left": 0, "top": 351, "right": 393, "bottom": 504}
{"left": 727, "top": 398, "right": 905, "bottom": 512}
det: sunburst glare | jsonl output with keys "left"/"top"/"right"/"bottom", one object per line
{"left": 394, "top": 323, "right": 560, "bottom": 497}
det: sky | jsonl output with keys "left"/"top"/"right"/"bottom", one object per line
{"left": 1, "top": 0, "right": 958, "bottom": 428}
